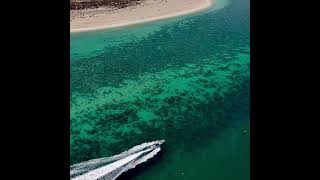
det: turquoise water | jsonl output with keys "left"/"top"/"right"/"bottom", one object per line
{"left": 70, "top": 0, "right": 250, "bottom": 179}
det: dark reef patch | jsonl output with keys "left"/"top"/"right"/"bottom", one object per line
{"left": 70, "top": 0, "right": 145, "bottom": 10}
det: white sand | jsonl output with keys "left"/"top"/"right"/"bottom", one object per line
{"left": 70, "top": 0, "right": 214, "bottom": 33}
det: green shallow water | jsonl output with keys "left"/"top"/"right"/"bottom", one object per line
{"left": 70, "top": 0, "right": 250, "bottom": 179}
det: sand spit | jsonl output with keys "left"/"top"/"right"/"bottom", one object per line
{"left": 70, "top": 0, "right": 214, "bottom": 33}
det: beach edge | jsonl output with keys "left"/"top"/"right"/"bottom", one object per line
{"left": 70, "top": 0, "right": 214, "bottom": 33}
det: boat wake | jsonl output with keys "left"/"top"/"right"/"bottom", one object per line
{"left": 70, "top": 140, "right": 165, "bottom": 180}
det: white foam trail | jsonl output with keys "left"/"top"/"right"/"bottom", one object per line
{"left": 111, "top": 148, "right": 161, "bottom": 180}
{"left": 70, "top": 140, "right": 163, "bottom": 180}
{"left": 70, "top": 141, "right": 157, "bottom": 177}
{"left": 72, "top": 148, "right": 151, "bottom": 180}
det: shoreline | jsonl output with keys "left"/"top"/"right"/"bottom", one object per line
{"left": 70, "top": 0, "right": 214, "bottom": 33}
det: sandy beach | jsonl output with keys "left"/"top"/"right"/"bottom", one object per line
{"left": 70, "top": 0, "right": 214, "bottom": 33}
